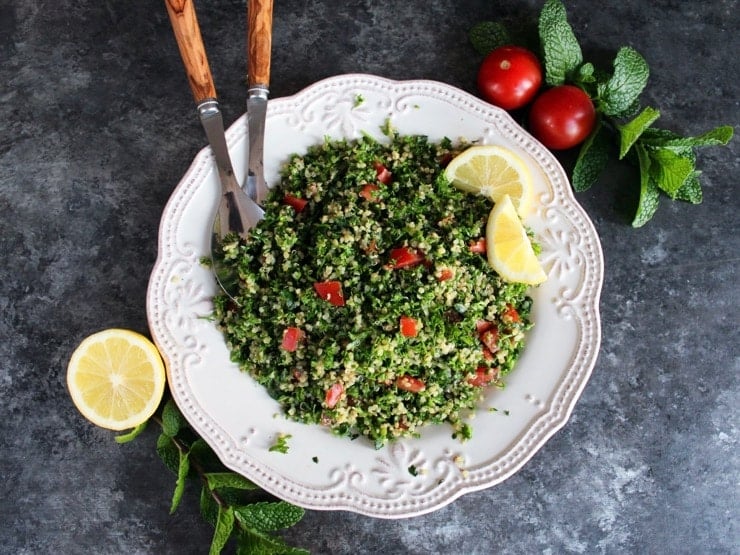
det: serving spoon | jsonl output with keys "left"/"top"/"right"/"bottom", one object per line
{"left": 164, "top": 0, "right": 263, "bottom": 302}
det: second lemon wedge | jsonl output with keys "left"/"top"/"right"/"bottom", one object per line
{"left": 486, "top": 194, "right": 547, "bottom": 285}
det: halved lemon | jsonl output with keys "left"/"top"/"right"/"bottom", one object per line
{"left": 445, "top": 144, "right": 533, "bottom": 216}
{"left": 486, "top": 194, "right": 547, "bottom": 285}
{"left": 67, "top": 329, "right": 166, "bottom": 430}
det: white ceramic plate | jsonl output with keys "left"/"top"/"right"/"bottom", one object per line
{"left": 146, "top": 74, "right": 603, "bottom": 518}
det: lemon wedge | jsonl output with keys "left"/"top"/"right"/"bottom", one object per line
{"left": 486, "top": 194, "right": 547, "bottom": 285}
{"left": 67, "top": 329, "right": 166, "bottom": 430}
{"left": 445, "top": 144, "right": 533, "bottom": 216}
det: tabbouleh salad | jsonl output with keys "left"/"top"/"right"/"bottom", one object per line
{"left": 212, "top": 130, "right": 534, "bottom": 448}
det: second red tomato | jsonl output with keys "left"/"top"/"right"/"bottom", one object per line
{"left": 528, "top": 85, "right": 597, "bottom": 150}
{"left": 477, "top": 45, "right": 543, "bottom": 110}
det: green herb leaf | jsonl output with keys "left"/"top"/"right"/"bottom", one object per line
{"left": 234, "top": 501, "right": 305, "bottom": 532}
{"left": 205, "top": 472, "right": 260, "bottom": 491}
{"left": 209, "top": 505, "right": 235, "bottom": 555}
{"left": 114, "top": 421, "right": 147, "bottom": 444}
{"left": 538, "top": 0, "right": 583, "bottom": 86}
{"left": 640, "top": 125, "right": 734, "bottom": 149}
{"left": 632, "top": 144, "right": 661, "bottom": 227}
{"left": 156, "top": 433, "right": 181, "bottom": 475}
{"left": 170, "top": 449, "right": 190, "bottom": 514}
{"left": 617, "top": 106, "right": 661, "bottom": 159}
{"left": 268, "top": 434, "right": 292, "bottom": 454}
{"left": 190, "top": 438, "right": 225, "bottom": 472}
{"left": 161, "top": 398, "right": 187, "bottom": 438}
{"left": 200, "top": 485, "right": 219, "bottom": 527}
{"left": 572, "top": 122, "right": 611, "bottom": 191}
{"left": 574, "top": 62, "right": 595, "bottom": 87}
{"left": 648, "top": 148, "right": 695, "bottom": 198}
{"left": 469, "top": 21, "right": 511, "bottom": 55}
{"left": 237, "top": 528, "right": 310, "bottom": 555}
{"left": 674, "top": 170, "right": 703, "bottom": 204}
{"left": 597, "top": 47, "right": 649, "bottom": 117}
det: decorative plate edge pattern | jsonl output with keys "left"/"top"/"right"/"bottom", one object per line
{"left": 146, "top": 74, "right": 604, "bottom": 518}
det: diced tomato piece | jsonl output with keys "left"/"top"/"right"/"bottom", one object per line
{"left": 476, "top": 319, "right": 494, "bottom": 333}
{"left": 359, "top": 183, "right": 380, "bottom": 201}
{"left": 467, "top": 366, "right": 498, "bottom": 387}
{"left": 325, "top": 382, "right": 344, "bottom": 408}
{"left": 437, "top": 268, "right": 454, "bottom": 281}
{"left": 283, "top": 194, "right": 308, "bottom": 212}
{"left": 399, "top": 316, "right": 419, "bottom": 338}
{"left": 373, "top": 161, "right": 393, "bottom": 184}
{"left": 469, "top": 238, "right": 487, "bottom": 253}
{"left": 480, "top": 327, "right": 499, "bottom": 353}
{"left": 313, "top": 280, "right": 345, "bottom": 306}
{"left": 395, "top": 375, "right": 426, "bottom": 393}
{"left": 438, "top": 152, "right": 453, "bottom": 167}
{"left": 388, "top": 247, "right": 425, "bottom": 269}
{"left": 482, "top": 346, "right": 495, "bottom": 360}
{"left": 503, "top": 303, "right": 521, "bottom": 323}
{"left": 281, "top": 327, "right": 304, "bottom": 352}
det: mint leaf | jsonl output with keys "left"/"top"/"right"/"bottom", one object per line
{"left": 597, "top": 47, "right": 649, "bottom": 117}
{"left": 237, "top": 529, "right": 310, "bottom": 555}
{"left": 115, "top": 421, "right": 147, "bottom": 444}
{"left": 640, "top": 125, "right": 734, "bottom": 149}
{"left": 200, "top": 485, "right": 219, "bottom": 527}
{"left": 209, "top": 505, "right": 235, "bottom": 555}
{"left": 538, "top": 0, "right": 583, "bottom": 86}
{"left": 574, "top": 62, "right": 595, "bottom": 87}
{"left": 170, "top": 449, "right": 190, "bottom": 514}
{"left": 156, "top": 433, "right": 180, "bottom": 475}
{"left": 617, "top": 106, "right": 661, "bottom": 159}
{"left": 572, "top": 123, "right": 611, "bottom": 191}
{"left": 674, "top": 171, "right": 703, "bottom": 204}
{"left": 469, "top": 21, "right": 511, "bottom": 55}
{"left": 648, "top": 148, "right": 695, "bottom": 198}
{"left": 161, "top": 398, "right": 187, "bottom": 438}
{"left": 205, "top": 472, "right": 260, "bottom": 491}
{"left": 632, "top": 144, "right": 661, "bottom": 227}
{"left": 234, "top": 501, "right": 305, "bottom": 533}
{"left": 190, "top": 438, "right": 225, "bottom": 472}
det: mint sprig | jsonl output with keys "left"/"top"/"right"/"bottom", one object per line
{"left": 469, "top": 0, "right": 734, "bottom": 227}
{"left": 121, "top": 398, "right": 308, "bottom": 555}
{"left": 537, "top": 0, "right": 582, "bottom": 86}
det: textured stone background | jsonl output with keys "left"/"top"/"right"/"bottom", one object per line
{"left": 1, "top": 0, "right": 738, "bottom": 553}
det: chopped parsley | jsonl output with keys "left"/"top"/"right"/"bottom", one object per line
{"left": 268, "top": 433, "right": 292, "bottom": 454}
{"left": 213, "top": 132, "right": 533, "bottom": 448}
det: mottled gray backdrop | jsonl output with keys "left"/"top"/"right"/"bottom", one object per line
{"left": 1, "top": 1, "right": 738, "bottom": 553}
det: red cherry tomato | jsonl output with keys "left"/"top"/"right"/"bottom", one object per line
{"left": 528, "top": 85, "right": 596, "bottom": 150}
{"left": 477, "top": 45, "right": 543, "bottom": 110}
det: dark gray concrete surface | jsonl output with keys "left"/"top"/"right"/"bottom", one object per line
{"left": 1, "top": 1, "right": 738, "bottom": 553}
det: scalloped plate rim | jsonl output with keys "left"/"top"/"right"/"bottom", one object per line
{"left": 146, "top": 73, "right": 604, "bottom": 518}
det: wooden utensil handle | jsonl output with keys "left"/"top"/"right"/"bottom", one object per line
{"left": 247, "top": 0, "right": 273, "bottom": 87}
{"left": 165, "top": 0, "right": 217, "bottom": 103}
